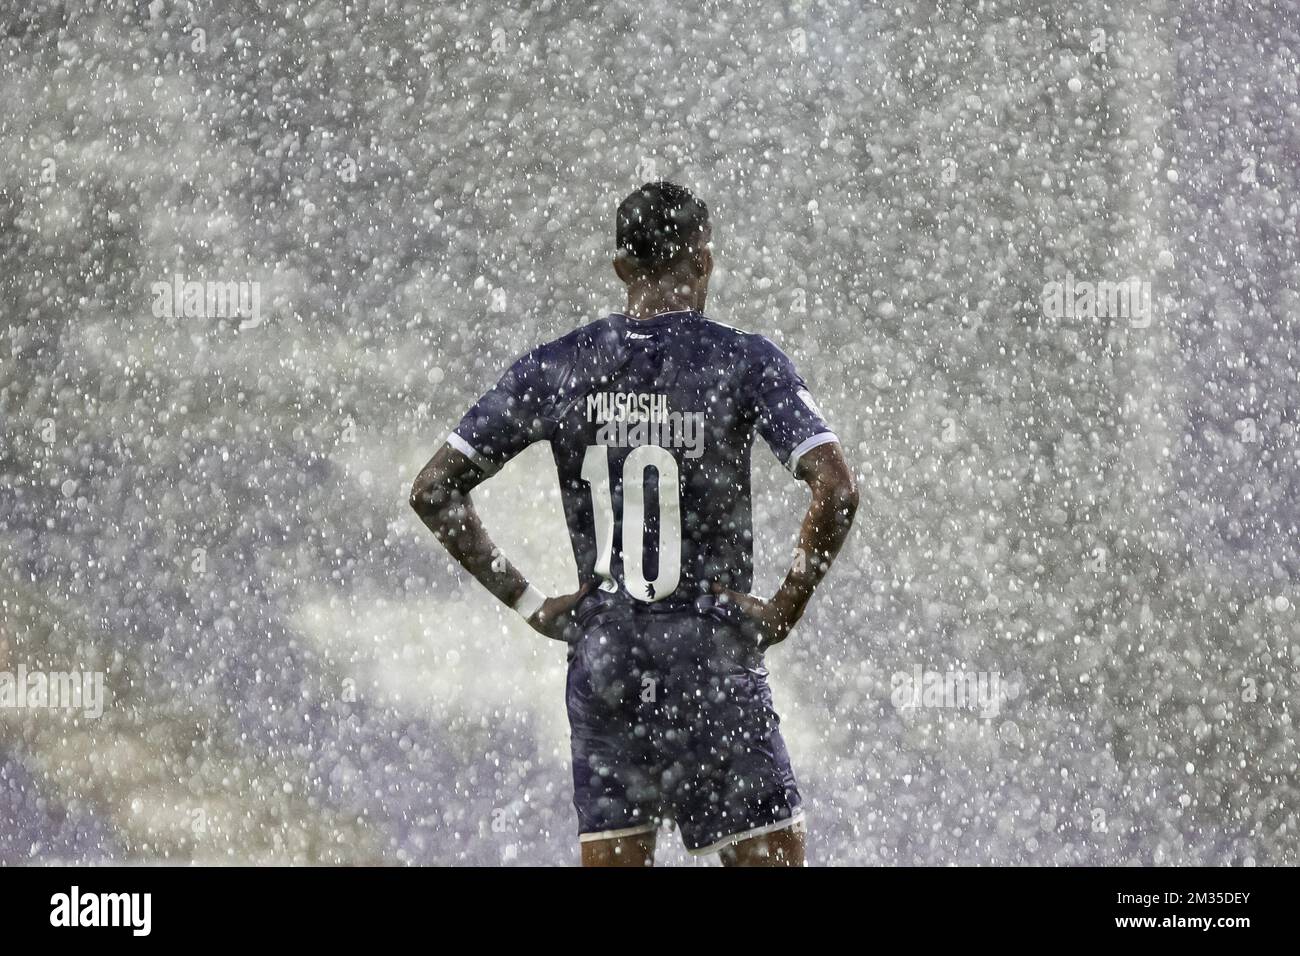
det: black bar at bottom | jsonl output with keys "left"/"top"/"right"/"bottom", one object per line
{"left": 0, "top": 865, "right": 1284, "bottom": 942}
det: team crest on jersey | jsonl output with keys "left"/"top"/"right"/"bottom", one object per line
{"left": 587, "top": 391, "right": 705, "bottom": 459}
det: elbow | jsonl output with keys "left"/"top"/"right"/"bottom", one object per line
{"left": 408, "top": 483, "right": 429, "bottom": 517}
{"left": 830, "top": 474, "right": 859, "bottom": 525}
{"left": 409, "top": 476, "right": 448, "bottom": 519}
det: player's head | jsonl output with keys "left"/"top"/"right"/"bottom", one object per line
{"left": 613, "top": 181, "right": 712, "bottom": 292}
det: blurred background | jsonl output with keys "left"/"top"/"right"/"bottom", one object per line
{"left": 1, "top": 0, "right": 1296, "bottom": 865}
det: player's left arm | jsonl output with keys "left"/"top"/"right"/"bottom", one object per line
{"left": 713, "top": 440, "right": 858, "bottom": 649}
{"left": 410, "top": 443, "right": 592, "bottom": 642}
{"left": 714, "top": 336, "right": 859, "bottom": 649}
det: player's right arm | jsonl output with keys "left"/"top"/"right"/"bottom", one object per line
{"left": 409, "top": 445, "right": 590, "bottom": 641}
{"left": 712, "top": 334, "right": 858, "bottom": 649}
{"left": 410, "top": 346, "right": 590, "bottom": 642}
{"left": 712, "top": 440, "right": 857, "bottom": 648}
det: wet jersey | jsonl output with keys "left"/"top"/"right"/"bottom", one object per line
{"left": 449, "top": 309, "right": 838, "bottom": 616}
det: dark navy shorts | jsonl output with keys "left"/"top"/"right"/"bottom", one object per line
{"left": 565, "top": 607, "right": 803, "bottom": 855}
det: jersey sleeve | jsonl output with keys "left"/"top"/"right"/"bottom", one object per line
{"left": 744, "top": 335, "right": 839, "bottom": 474}
{"left": 447, "top": 348, "right": 555, "bottom": 475}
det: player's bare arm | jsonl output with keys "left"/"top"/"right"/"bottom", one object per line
{"left": 713, "top": 440, "right": 858, "bottom": 650}
{"left": 409, "top": 444, "right": 591, "bottom": 641}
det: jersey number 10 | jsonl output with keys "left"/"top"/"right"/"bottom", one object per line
{"left": 581, "top": 444, "right": 681, "bottom": 602}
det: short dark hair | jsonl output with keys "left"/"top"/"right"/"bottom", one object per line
{"left": 615, "top": 181, "right": 710, "bottom": 269}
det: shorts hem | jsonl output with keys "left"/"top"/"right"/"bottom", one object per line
{"left": 578, "top": 822, "right": 658, "bottom": 844}
{"left": 686, "top": 809, "right": 807, "bottom": 856}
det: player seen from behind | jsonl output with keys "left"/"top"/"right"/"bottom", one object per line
{"left": 411, "top": 182, "right": 858, "bottom": 866}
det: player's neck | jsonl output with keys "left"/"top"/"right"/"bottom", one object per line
{"left": 623, "top": 285, "right": 705, "bottom": 322}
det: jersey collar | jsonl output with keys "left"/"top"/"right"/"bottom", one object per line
{"left": 611, "top": 309, "right": 702, "bottom": 330}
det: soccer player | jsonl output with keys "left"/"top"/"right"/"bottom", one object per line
{"left": 410, "top": 182, "right": 858, "bottom": 867}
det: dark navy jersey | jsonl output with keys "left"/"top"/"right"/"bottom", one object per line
{"left": 449, "top": 309, "right": 838, "bottom": 615}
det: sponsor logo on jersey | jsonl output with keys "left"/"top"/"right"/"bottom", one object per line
{"left": 797, "top": 388, "right": 822, "bottom": 417}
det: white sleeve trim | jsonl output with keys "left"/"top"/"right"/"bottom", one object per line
{"left": 786, "top": 432, "right": 839, "bottom": 474}
{"left": 446, "top": 432, "right": 500, "bottom": 475}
